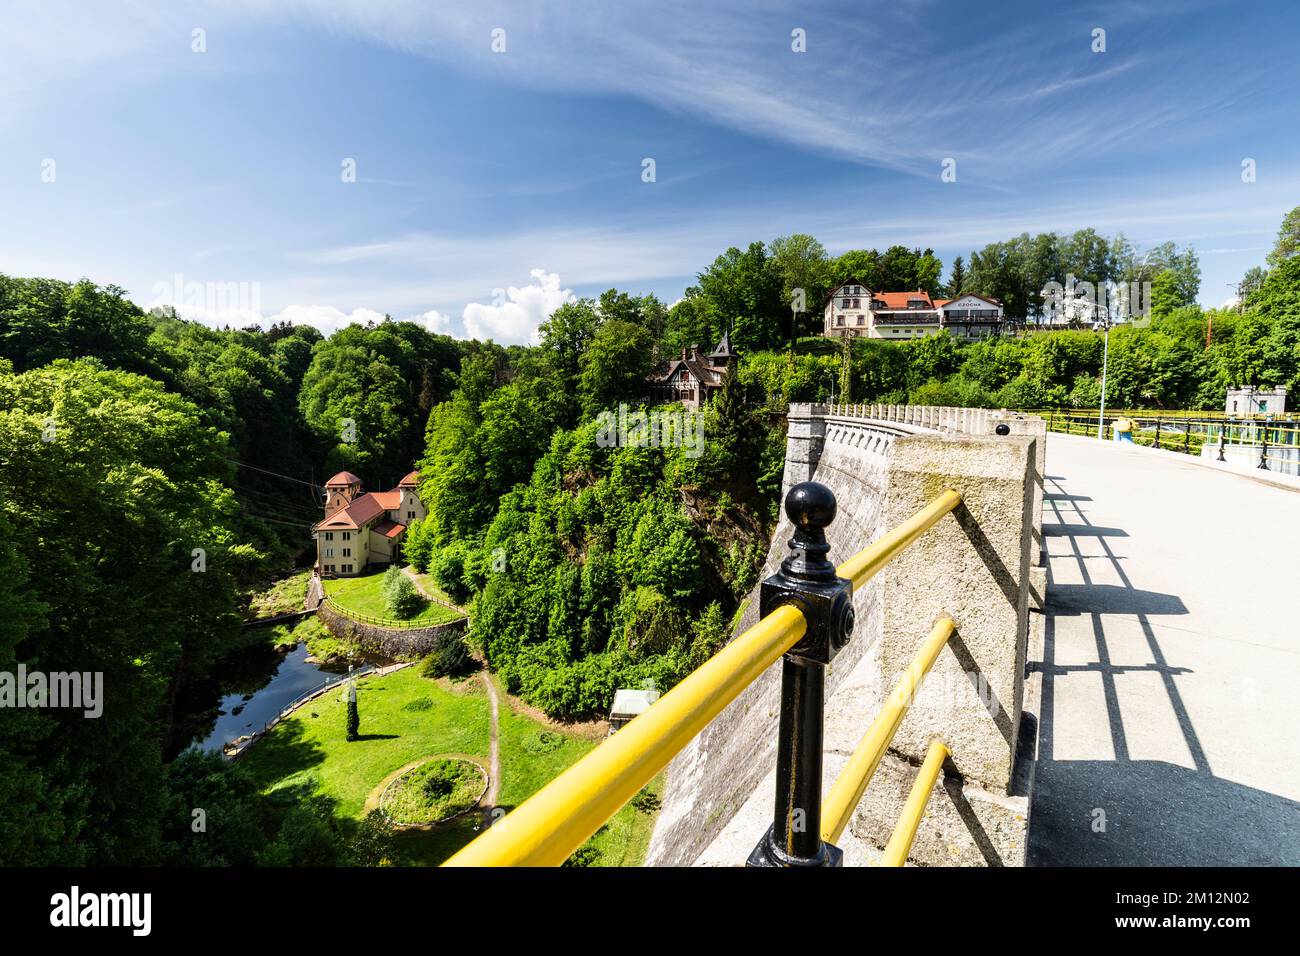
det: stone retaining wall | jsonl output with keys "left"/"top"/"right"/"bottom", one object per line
{"left": 317, "top": 601, "right": 467, "bottom": 659}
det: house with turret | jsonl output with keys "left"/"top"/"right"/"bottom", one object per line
{"left": 646, "top": 331, "right": 739, "bottom": 409}
{"left": 313, "top": 470, "right": 425, "bottom": 576}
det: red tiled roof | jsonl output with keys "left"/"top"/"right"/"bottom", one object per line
{"left": 398, "top": 470, "right": 419, "bottom": 487}
{"left": 373, "top": 519, "right": 406, "bottom": 539}
{"left": 325, "top": 471, "right": 362, "bottom": 487}
{"left": 314, "top": 492, "right": 385, "bottom": 531}
{"left": 370, "top": 490, "right": 401, "bottom": 510}
{"left": 875, "top": 290, "right": 934, "bottom": 310}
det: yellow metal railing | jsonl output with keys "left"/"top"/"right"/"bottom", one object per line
{"left": 443, "top": 488, "right": 963, "bottom": 867}
{"left": 820, "top": 616, "right": 955, "bottom": 844}
{"left": 877, "top": 739, "right": 950, "bottom": 867}
{"left": 837, "top": 490, "right": 963, "bottom": 592}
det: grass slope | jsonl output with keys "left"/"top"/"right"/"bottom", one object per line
{"left": 241, "top": 667, "right": 659, "bottom": 866}
{"left": 324, "top": 569, "right": 464, "bottom": 626}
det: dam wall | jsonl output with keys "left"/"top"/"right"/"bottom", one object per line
{"left": 646, "top": 404, "right": 1043, "bottom": 867}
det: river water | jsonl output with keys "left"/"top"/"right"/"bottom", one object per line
{"left": 192, "top": 642, "right": 361, "bottom": 752}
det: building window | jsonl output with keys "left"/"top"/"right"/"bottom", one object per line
{"left": 1259, "top": 401, "right": 1268, "bottom": 412}
{"left": 325, "top": 547, "right": 334, "bottom": 558}
{"left": 841, "top": 298, "right": 851, "bottom": 308}
{"left": 856, "top": 315, "right": 864, "bottom": 325}
{"left": 343, "top": 548, "right": 351, "bottom": 557}
{"left": 343, "top": 532, "right": 351, "bottom": 540}
{"left": 325, "top": 531, "right": 334, "bottom": 541}
{"left": 407, "top": 511, "right": 415, "bottom": 520}
{"left": 836, "top": 315, "right": 844, "bottom": 326}
{"left": 326, "top": 564, "right": 335, "bottom": 573}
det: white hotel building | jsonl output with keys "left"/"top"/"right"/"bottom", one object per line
{"left": 821, "top": 281, "right": 1004, "bottom": 341}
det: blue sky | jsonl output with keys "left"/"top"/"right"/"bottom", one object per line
{"left": 2, "top": 0, "right": 1299, "bottom": 342}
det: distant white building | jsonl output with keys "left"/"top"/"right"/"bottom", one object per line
{"left": 821, "top": 280, "right": 1003, "bottom": 341}
{"left": 1226, "top": 385, "right": 1287, "bottom": 417}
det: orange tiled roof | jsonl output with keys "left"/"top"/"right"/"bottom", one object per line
{"left": 373, "top": 519, "right": 406, "bottom": 539}
{"left": 875, "top": 290, "right": 934, "bottom": 310}
{"left": 314, "top": 492, "right": 385, "bottom": 531}
{"left": 370, "top": 490, "right": 401, "bottom": 509}
{"left": 325, "top": 470, "right": 362, "bottom": 486}
{"left": 398, "top": 470, "right": 419, "bottom": 487}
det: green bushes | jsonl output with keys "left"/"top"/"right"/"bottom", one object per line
{"left": 421, "top": 629, "right": 472, "bottom": 679}
{"left": 380, "top": 565, "right": 424, "bottom": 619}
{"left": 430, "top": 540, "right": 475, "bottom": 605}
{"left": 403, "top": 518, "right": 435, "bottom": 573}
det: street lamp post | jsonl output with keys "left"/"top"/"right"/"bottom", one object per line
{"left": 1097, "top": 319, "right": 1110, "bottom": 439}
{"left": 1099, "top": 250, "right": 1157, "bottom": 440}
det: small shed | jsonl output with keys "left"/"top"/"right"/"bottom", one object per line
{"left": 608, "top": 687, "right": 661, "bottom": 734}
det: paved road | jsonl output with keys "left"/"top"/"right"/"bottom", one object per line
{"left": 1028, "top": 433, "right": 1300, "bottom": 865}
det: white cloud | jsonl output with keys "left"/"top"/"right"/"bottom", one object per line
{"left": 411, "top": 308, "right": 455, "bottom": 334}
{"left": 462, "top": 269, "right": 575, "bottom": 346}
{"left": 267, "top": 304, "right": 387, "bottom": 335}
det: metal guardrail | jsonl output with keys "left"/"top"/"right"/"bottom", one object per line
{"left": 1042, "top": 410, "right": 1300, "bottom": 471}
{"left": 443, "top": 480, "right": 964, "bottom": 867}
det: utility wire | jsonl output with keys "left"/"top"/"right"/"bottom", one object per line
{"left": 222, "top": 456, "right": 324, "bottom": 491}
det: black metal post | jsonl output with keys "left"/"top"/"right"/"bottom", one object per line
{"left": 1259, "top": 429, "right": 1269, "bottom": 469}
{"left": 1154, "top": 419, "right": 1162, "bottom": 450}
{"left": 747, "top": 481, "right": 855, "bottom": 868}
{"left": 1217, "top": 427, "right": 1227, "bottom": 462}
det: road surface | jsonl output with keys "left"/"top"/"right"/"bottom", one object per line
{"left": 1027, "top": 433, "right": 1300, "bottom": 865}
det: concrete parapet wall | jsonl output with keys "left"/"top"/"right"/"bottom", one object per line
{"left": 876, "top": 433, "right": 1034, "bottom": 792}
{"left": 647, "top": 403, "right": 1041, "bottom": 867}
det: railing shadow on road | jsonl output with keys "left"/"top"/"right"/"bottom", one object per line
{"left": 1027, "top": 472, "right": 1300, "bottom": 866}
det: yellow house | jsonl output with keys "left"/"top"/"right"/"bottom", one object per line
{"left": 313, "top": 470, "right": 426, "bottom": 576}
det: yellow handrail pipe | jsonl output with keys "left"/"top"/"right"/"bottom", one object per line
{"left": 820, "top": 616, "right": 955, "bottom": 844}
{"left": 444, "top": 488, "right": 963, "bottom": 867}
{"left": 835, "top": 490, "right": 962, "bottom": 592}
{"left": 876, "top": 739, "right": 950, "bottom": 867}
{"left": 443, "top": 604, "right": 807, "bottom": 866}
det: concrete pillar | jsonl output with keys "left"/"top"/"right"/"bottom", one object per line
{"left": 991, "top": 413, "right": 1048, "bottom": 576}
{"left": 877, "top": 433, "right": 1034, "bottom": 791}
{"left": 783, "top": 403, "right": 827, "bottom": 487}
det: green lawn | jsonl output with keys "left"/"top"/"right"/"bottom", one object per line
{"left": 241, "top": 667, "right": 490, "bottom": 818}
{"left": 324, "top": 569, "right": 465, "bottom": 626}
{"left": 240, "top": 667, "right": 660, "bottom": 866}
{"left": 411, "top": 573, "right": 461, "bottom": 608}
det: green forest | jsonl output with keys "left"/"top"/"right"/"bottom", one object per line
{"left": 3, "top": 205, "right": 1298, "bottom": 865}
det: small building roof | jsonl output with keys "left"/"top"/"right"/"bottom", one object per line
{"left": 372, "top": 519, "right": 406, "bottom": 539}
{"left": 398, "top": 470, "right": 420, "bottom": 487}
{"left": 610, "top": 688, "right": 661, "bottom": 718}
{"left": 708, "top": 329, "right": 737, "bottom": 360}
{"left": 325, "top": 470, "right": 363, "bottom": 487}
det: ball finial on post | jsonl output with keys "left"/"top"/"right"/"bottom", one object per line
{"left": 781, "top": 481, "right": 838, "bottom": 582}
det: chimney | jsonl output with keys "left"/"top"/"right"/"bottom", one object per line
{"left": 690, "top": 343, "right": 700, "bottom": 360}
{"left": 680, "top": 347, "right": 687, "bottom": 361}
